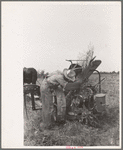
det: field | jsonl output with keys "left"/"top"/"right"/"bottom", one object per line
{"left": 24, "top": 73, "right": 120, "bottom": 147}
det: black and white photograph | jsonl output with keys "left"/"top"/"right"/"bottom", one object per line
{"left": 2, "top": 1, "right": 121, "bottom": 149}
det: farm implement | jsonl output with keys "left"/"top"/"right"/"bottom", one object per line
{"left": 23, "top": 56, "right": 106, "bottom": 128}
{"left": 52, "top": 57, "right": 106, "bottom": 128}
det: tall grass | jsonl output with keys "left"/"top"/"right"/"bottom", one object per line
{"left": 24, "top": 73, "right": 120, "bottom": 146}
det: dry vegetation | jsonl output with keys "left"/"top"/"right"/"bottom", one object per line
{"left": 77, "top": 43, "right": 94, "bottom": 68}
{"left": 24, "top": 73, "right": 120, "bottom": 147}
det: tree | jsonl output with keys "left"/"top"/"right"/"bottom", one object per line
{"left": 77, "top": 43, "right": 94, "bottom": 69}
{"left": 111, "top": 71, "right": 116, "bottom": 74}
{"left": 37, "top": 70, "right": 45, "bottom": 78}
{"left": 37, "top": 70, "right": 49, "bottom": 78}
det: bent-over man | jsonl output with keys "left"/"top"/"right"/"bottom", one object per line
{"left": 40, "top": 68, "right": 82, "bottom": 129}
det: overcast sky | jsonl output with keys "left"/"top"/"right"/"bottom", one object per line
{"left": 2, "top": 2, "right": 121, "bottom": 73}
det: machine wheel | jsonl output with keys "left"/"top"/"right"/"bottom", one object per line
{"left": 52, "top": 95, "right": 66, "bottom": 123}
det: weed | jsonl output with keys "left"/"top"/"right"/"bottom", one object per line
{"left": 24, "top": 73, "right": 120, "bottom": 146}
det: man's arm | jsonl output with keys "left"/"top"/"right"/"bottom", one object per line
{"left": 55, "top": 75, "right": 81, "bottom": 91}
{"left": 65, "top": 82, "right": 81, "bottom": 91}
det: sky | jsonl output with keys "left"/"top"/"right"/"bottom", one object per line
{"left": 2, "top": 2, "right": 121, "bottom": 73}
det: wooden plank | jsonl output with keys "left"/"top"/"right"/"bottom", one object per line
{"left": 31, "top": 92, "right": 35, "bottom": 110}
{"left": 24, "top": 94, "right": 28, "bottom": 119}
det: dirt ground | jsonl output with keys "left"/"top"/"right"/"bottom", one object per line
{"left": 24, "top": 73, "right": 120, "bottom": 147}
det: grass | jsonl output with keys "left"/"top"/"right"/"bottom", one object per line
{"left": 24, "top": 73, "right": 120, "bottom": 147}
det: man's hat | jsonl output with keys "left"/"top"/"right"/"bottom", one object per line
{"left": 63, "top": 68, "right": 76, "bottom": 82}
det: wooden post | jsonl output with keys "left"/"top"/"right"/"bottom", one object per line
{"left": 31, "top": 92, "right": 35, "bottom": 110}
{"left": 24, "top": 93, "right": 28, "bottom": 119}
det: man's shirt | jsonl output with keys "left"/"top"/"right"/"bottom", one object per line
{"left": 46, "top": 70, "right": 68, "bottom": 89}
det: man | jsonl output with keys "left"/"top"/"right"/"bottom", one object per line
{"left": 40, "top": 68, "right": 82, "bottom": 129}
